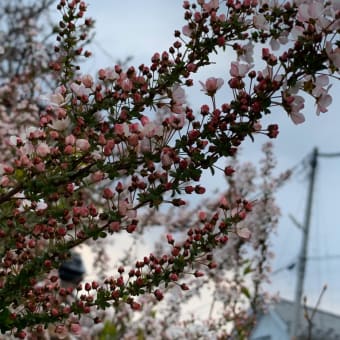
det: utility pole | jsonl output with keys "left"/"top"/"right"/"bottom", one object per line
{"left": 291, "top": 148, "right": 318, "bottom": 338}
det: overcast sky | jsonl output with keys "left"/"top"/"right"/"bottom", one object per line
{"left": 80, "top": 0, "right": 340, "bottom": 314}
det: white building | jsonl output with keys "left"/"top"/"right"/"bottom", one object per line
{"left": 250, "top": 299, "right": 340, "bottom": 340}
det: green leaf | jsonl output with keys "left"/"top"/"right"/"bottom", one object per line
{"left": 241, "top": 286, "right": 251, "bottom": 299}
{"left": 0, "top": 308, "right": 14, "bottom": 333}
{"left": 243, "top": 264, "right": 253, "bottom": 275}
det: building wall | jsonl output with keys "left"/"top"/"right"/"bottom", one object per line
{"left": 250, "top": 311, "right": 290, "bottom": 340}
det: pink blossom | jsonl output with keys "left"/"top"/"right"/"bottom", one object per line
{"left": 8, "top": 135, "right": 21, "bottom": 146}
{"left": 70, "top": 323, "right": 82, "bottom": 336}
{"left": 34, "top": 162, "right": 45, "bottom": 172}
{"left": 139, "top": 138, "right": 151, "bottom": 153}
{"left": 129, "top": 123, "right": 140, "bottom": 134}
{"left": 118, "top": 200, "right": 136, "bottom": 218}
{"left": 270, "top": 38, "right": 280, "bottom": 51}
{"left": 239, "top": 41, "right": 254, "bottom": 64}
{"left": 115, "top": 123, "right": 130, "bottom": 137}
{"left": 27, "top": 127, "right": 44, "bottom": 140}
{"left": 315, "top": 90, "right": 332, "bottom": 115}
{"left": 36, "top": 201, "right": 48, "bottom": 211}
{"left": 70, "top": 82, "right": 91, "bottom": 97}
{"left": 202, "top": 0, "right": 219, "bottom": 12}
{"left": 98, "top": 67, "right": 119, "bottom": 81}
{"left": 218, "top": 13, "right": 226, "bottom": 22}
{"left": 230, "top": 61, "right": 253, "bottom": 78}
{"left": 120, "top": 78, "right": 133, "bottom": 92}
{"left": 237, "top": 227, "right": 251, "bottom": 240}
{"left": 219, "top": 196, "right": 229, "bottom": 209}
{"left": 36, "top": 143, "right": 50, "bottom": 157}
{"left": 65, "top": 134, "right": 76, "bottom": 145}
{"left": 56, "top": 108, "right": 67, "bottom": 119}
{"left": 270, "top": 31, "right": 288, "bottom": 51}
{"left": 169, "top": 114, "right": 185, "bottom": 130}
{"left": 49, "top": 117, "right": 71, "bottom": 131}
{"left": 172, "top": 85, "right": 186, "bottom": 104}
{"left": 47, "top": 93, "right": 65, "bottom": 107}
{"left": 171, "top": 85, "right": 186, "bottom": 113}
{"left": 81, "top": 74, "right": 94, "bottom": 88}
{"left": 199, "top": 77, "right": 224, "bottom": 96}
{"left": 253, "top": 14, "right": 269, "bottom": 30}
{"left": 291, "top": 25, "right": 304, "bottom": 39}
{"left": 182, "top": 25, "right": 193, "bottom": 37}
{"left": 297, "top": 2, "right": 330, "bottom": 30}
{"left": 19, "top": 154, "right": 31, "bottom": 167}
{"left": 127, "top": 134, "right": 139, "bottom": 147}
{"left": 109, "top": 221, "right": 121, "bottom": 232}
{"left": 76, "top": 139, "right": 91, "bottom": 152}
{"left": 0, "top": 175, "right": 10, "bottom": 187}
{"left": 39, "top": 87, "right": 70, "bottom": 109}
{"left": 290, "top": 95, "right": 305, "bottom": 124}
{"left": 140, "top": 115, "right": 150, "bottom": 126}
{"left": 91, "top": 170, "right": 104, "bottom": 182}
{"left": 312, "top": 75, "right": 329, "bottom": 96}
{"left": 49, "top": 130, "right": 59, "bottom": 140}
{"left": 325, "top": 42, "right": 340, "bottom": 69}
{"left": 161, "top": 148, "right": 173, "bottom": 168}
{"left": 54, "top": 324, "right": 68, "bottom": 337}
{"left": 297, "top": 2, "right": 324, "bottom": 22}
{"left": 142, "top": 122, "right": 163, "bottom": 138}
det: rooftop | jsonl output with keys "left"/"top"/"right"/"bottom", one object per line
{"left": 272, "top": 298, "right": 340, "bottom": 339}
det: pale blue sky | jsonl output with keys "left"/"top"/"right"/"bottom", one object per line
{"left": 82, "top": 1, "right": 340, "bottom": 314}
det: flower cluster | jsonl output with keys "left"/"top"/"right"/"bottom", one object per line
{"left": 0, "top": 0, "right": 338, "bottom": 338}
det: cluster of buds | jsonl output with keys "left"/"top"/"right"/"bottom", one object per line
{"left": 0, "top": 0, "right": 338, "bottom": 337}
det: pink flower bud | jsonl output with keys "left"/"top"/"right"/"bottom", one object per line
{"left": 170, "top": 273, "right": 179, "bottom": 281}
{"left": 103, "top": 188, "right": 114, "bottom": 199}
{"left": 154, "top": 289, "right": 164, "bottom": 301}
{"left": 64, "top": 145, "right": 74, "bottom": 154}
{"left": 185, "top": 185, "right": 194, "bottom": 194}
{"left": 198, "top": 211, "right": 207, "bottom": 221}
{"left": 166, "top": 234, "right": 174, "bottom": 244}
{"left": 36, "top": 143, "right": 51, "bottom": 157}
{"left": 224, "top": 166, "right": 235, "bottom": 176}
{"left": 65, "top": 134, "right": 76, "bottom": 145}
{"left": 181, "top": 283, "right": 189, "bottom": 290}
{"left": 109, "top": 221, "right": 121, "bottom": 232}
{"left": 131, "top": 302, "right": 141, "bottom": 310}
{"left": 76, "top": 139, "right": 90, "bottom": 151}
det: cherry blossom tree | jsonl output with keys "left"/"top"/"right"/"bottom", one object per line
{"left": 0, "top": 0, "right": 339, "bottom": 338}
{"left": 95, "top": 142, "right": 290, "bottom": 339}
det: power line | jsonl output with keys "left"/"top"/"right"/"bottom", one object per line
{"left": 272, "top": 254, "right": 340, "bottom": 275}
{"left": 308, "top": 255, "right": 340, "bottom": 261}
{"left": 318, "top": 152, "right": 340, "bottom": 158}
